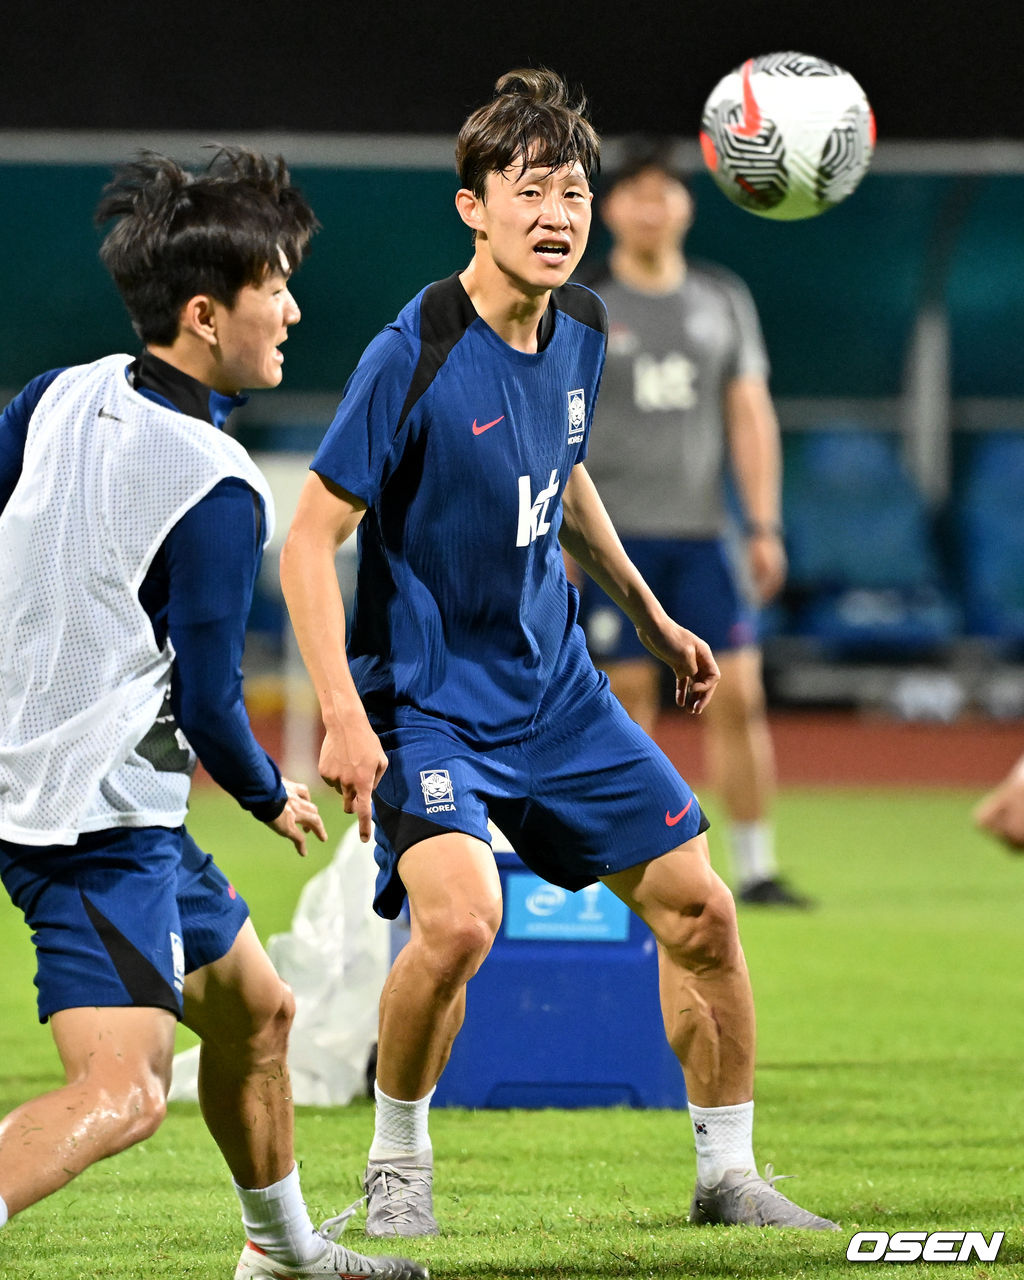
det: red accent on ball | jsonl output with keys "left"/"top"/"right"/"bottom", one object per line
{"left": 699, "top": 131, "right": 718, "bottom": 172}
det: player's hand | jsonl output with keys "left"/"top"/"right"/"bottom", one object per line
{"left": 266, "top": 779, "right": 327, "bottom": 857}
{"left": 748, "top": 530, "right": 787, "bottom": 603}
{"left": 637, "top": 621, "right": 720, "bottom": 715}
{"left": 974, "top": 775, "right": 1024, "bottom": 853}
{"left": 318, "top": 717, "right": 389, "bottom": 843}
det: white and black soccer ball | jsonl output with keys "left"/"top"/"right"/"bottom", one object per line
{"left": 700, "top": 52, "right": 875, "bottom": 221}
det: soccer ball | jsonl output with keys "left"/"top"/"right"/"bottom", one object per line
{"left": 699, "top": 51, "right": 875, "bottom": 220}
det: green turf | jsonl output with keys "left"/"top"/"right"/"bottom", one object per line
{"left": 1, "top": 786, "right": 1022, "bottom": 1278}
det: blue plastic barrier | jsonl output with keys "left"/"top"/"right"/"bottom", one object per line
{"left": 429, "top": 851, "right": 686, "bottom": 1110}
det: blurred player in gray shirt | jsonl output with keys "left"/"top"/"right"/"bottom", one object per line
{"left": 578, "top": 139, "right": 811, "bottom": 907}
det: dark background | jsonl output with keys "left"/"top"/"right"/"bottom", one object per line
{"left": 4, "top": 0, "right": 1021, "bottom": 139}
{"left": 2, "top": 1, "right": 1022, "bottom": 687}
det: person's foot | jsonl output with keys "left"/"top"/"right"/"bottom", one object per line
{"left": 235, "top": 1210, "right": 429, "bottom": 1278}
{"left": 689, "top": 1165, "right": 838, "bottom": 1229}
{"left": 364, "top": 1155, "right": 439, "bottom": 1238}
{"left": 737, "top": 876, "right": 815, "bottom": 908}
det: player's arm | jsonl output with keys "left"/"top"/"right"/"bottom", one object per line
{"left": 974, "top": 755, "right": 1024, "bottom": 853}
{"left": 279, "top": 472, "right": 387, "bottom": 841}
{"left": 560, "top": 463, "right": 719, "bottom": 713}
{"left": 724, "top": 372, "right": 787, "bottom": 603}
{"left": 0, "top": 370, "right": 67, "bottom": 511}
{"left": 165, "top": 479, "right": 325, "bottom": 856}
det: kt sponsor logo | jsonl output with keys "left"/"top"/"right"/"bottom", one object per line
{"left": 516, "top": 469, "right": 560, "bottom": 547}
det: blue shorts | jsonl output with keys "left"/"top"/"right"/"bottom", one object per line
{"left": 578, "top": 537, "right": 757, "bottom": 660}
{"left": 370, "top": 678, "right": 708, "bottom": 919}
{"left": 0, "top": 825, "right": 249, "bottom": 1022}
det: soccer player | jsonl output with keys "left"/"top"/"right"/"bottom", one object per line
{"left": 281, "top": 70, "right": 837, "bottom": 1238}
{"left": 577, "top": 139, "right": 811, "bottom": 907}
{"left": 0, "top": 149, "right": 426, "bottom": 1280}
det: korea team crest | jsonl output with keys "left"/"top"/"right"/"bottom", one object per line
{"left": 420, "top": 768, "right": 456, "bottom": 814}
{"left": 567, "top": 388, "right": 585, "bottom": 445}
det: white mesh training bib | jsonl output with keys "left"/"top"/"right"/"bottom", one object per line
{"left": 0, "top": 355, "right": 274, "bottom": 845}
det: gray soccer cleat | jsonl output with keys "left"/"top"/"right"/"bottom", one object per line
{"left": 364, "top": 1156, "right": 439, "bottom": 1238}
{"left": 235, "top": 1205, "right": 429, "bottom": 1278}
{"left": 689, "top": 1165, "right": 839, "bottom": 1230}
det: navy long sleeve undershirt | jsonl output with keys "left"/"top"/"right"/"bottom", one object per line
{"left": 0, "top": 356, "right": 287, "bottom": 821}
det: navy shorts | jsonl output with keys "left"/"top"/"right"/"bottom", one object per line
{"left": 370, "top": 678, "right": 708, "bottom": 919}
{"left": 0, "top": 825, "right": 249, "bottom": 1022}
{"left": 578, "top": 536, "right": 757, "bottom": 661}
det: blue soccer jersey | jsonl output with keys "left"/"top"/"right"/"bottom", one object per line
{"left": 312, "top": 273, "right": 608, "bottom": 744}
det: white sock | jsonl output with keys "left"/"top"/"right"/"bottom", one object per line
{"left": 368, "top": 1081, "right": 434, "bottom": 1162}
{"left": 729, "top": 821, "right": 778, "bottom": 889}
{"left": 689, "top": 1100, "right": 756, "bottom": 1185}
{"left": 233, "top": 1164, "right": 323, "bottom": 1266}
{"left": 0, "top": 1194, "right": 8, "bottom": 1228}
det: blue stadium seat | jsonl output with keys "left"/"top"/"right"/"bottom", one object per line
{"left": 782, "top": 429, "right": 959, "bottom": 657}
{"left": 952, "top": 432, "right": 1024, "bottom": 652}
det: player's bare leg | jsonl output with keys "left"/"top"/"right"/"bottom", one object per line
{"left": 378, "top": 833, "right": 503, "bottom": 1100}
{"left": 704, "top": 647, "right": 810, "bottom": 905}
{"left": 365, "top": 832, "right": 502, "bottom": 1237}
{"left": 612, "top": 646, "right": 808, "bottom": 906}
{"left": 599, "top": 657, "right": 660, "bottom": 737}
{"left": 602, "top": 833, "right": 835, "bottom": 1230}
{"left": 184, "top": 921, "right": 428, "bottom": 1277}
{"left": 601, "top": 831, "right": 754, "bottom": 1104}
{"left": 182, "top": 919, "right": 297, "bottom": 1188}
{"left": 702, "top": 647, "right": 773, "bottom": 827}
{"left": 0, "top": 1005, "right": 175, "bottom": 1217}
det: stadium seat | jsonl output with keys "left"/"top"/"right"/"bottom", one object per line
{"left": 782, "top": 429, "right": 959, "bottom": 657}
{"left": 951, "top": 431, "right": 1024, "bottom": 652}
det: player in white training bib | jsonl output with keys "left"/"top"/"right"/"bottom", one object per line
{"left": 0, "top": 149, "right": 426, "bottom": 1280}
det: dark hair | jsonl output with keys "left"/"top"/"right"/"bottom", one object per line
{"left": 456, "top": 68, "right": 600, "bottom": 198}
{"left": 600, "top": 135, "right": 690, "bottom": 197}
{"left": 96, "top": 146, "right": 319, "bottom": 346}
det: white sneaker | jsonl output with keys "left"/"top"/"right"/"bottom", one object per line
{"left": 364, "top": 1157, "right": 439, "bottom": 1238}
{"left": 689, "top": 1165, "right": 838, "bottom": 1230}
{"left": 235, "top": 1208, "right": 429, "bottom": 1278}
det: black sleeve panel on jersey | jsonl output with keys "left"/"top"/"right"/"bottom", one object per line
{"left": 397, "top": 274, "right": 478, "bottom": 432}
{"left": 553, "top": 281, "right": 609, "bottom": 338}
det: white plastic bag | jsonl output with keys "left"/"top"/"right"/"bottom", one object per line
{"left": 170, "top": 824, "right": 390, "bottom": 1105}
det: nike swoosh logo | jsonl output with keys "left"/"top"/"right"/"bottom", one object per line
{"left": 665, "top": 798, "right": 694, "bottom": 826}
{"left": 98, "top": 408, "right": 124, "bottom": 422}
{"left": 728, "top": 58, "right": 762, "bottom": 138}
{"left": 472, "top": 415, "right": 505, "bottom": 435}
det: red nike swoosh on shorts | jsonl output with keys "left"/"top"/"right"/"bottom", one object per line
{"left": 728, "top": 59, "right": 762, "bottom": 138}
{"left": 665, "top": 798, "right": 694, "bottom": 826}
{"left": 472, "top": 415, "right": 505, "bottom": 435}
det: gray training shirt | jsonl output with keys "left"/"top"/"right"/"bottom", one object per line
{"left": 584, "top": 260, "right": 769, "bottom": 537}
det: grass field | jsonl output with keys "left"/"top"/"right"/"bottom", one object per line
{"left": 1, "top": 784, "right": 1022, "bottom": 1279}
